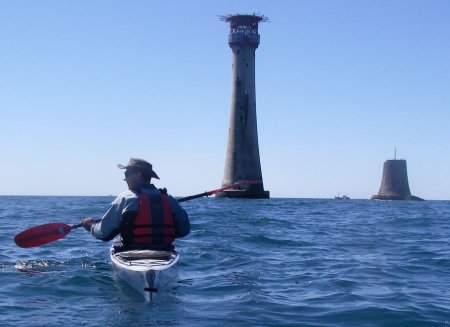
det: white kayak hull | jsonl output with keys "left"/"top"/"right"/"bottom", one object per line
{"left": 110, "top": 247, "right": 179, "bottom": 300}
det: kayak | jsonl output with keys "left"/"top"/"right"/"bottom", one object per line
{"left": 109, "top": 246, "right": 179, "bottom": 300}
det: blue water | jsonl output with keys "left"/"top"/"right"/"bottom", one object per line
{"left": 1, "top": 196, "right": 449, "bottom": 326}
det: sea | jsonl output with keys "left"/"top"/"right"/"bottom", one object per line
{"left": 1, "top": 196, "right": 449, "bottom": 327}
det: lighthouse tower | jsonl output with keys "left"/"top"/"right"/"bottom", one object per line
{"left": 216, "top": 13, "right": 270, "bottom": 199}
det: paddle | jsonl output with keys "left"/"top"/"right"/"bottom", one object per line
{"left": 14, "top": 222, "right": 89, "bottom": 249}
{"left": 14, "top": 180, "right": 261, "bottom": 248}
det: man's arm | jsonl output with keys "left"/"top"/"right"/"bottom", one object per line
{"left": 169, "top": 196, "right": 190, "bottom": 237}
{"left": 91, "top": 193, "right": 138, "bottom": 241}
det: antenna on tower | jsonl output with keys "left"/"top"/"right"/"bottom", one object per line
{"left": 394, "top": 147, "right": 396, "bottom": 160}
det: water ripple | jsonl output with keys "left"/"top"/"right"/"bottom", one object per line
{"left": 1, "top": 197, "right": 450, "bottom": 326}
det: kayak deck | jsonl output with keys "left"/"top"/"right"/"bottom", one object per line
{"left": 110, "top": 248, "right": 179, "bottom": 300}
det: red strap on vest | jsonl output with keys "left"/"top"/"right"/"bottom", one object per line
{"left": 133, "top": 194, "right": 153, "bottom": 244}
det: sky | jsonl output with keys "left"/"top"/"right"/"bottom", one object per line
{"left": 1, "top": 1, "right": 449, "bottom": 200}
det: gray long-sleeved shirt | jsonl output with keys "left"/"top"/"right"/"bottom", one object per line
{"left": 91, "top": 184, "right": 189, "bottom": 242}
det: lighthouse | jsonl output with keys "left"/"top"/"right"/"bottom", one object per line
{"left": 216, "top": 13, "right": 270, "bottom": 199}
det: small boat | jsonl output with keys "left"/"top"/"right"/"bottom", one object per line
{"left": 335, "top": 194, "right": 350, "bottom": 200}
{"left": 110, "top": 246, "right": 179, "bottom": 301}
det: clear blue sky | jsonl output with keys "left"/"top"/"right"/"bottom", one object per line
{"left": 1, "top": 1, "right": 449, "bottom": 200}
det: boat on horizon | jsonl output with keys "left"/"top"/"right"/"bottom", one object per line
{"left": 335, "top": 194, "right": 350, "bottom": 200}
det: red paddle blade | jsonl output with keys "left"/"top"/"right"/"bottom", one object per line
{"left": 14, "top": 223, "right": 73, "bottom": 248}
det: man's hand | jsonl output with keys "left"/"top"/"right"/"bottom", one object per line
{"left": 81, "top": 217, "right": 94, "bottom": 231}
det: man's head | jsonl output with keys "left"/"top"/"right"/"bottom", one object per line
{"left": 118, "top": 158, "right": 159, "bottom": 189}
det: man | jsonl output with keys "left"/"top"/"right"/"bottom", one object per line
{"left": 81, "top": 158, "right": 189, "bottom": 251}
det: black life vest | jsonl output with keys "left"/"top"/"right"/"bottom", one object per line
{"left": 123, "top": 191, "right": 176, "bottom": 248}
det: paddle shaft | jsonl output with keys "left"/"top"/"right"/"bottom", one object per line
{"left": 177, "top": 180, "right": 260, "bottom": 202}
{"left": 72, "top": 180, "right": 258, "bottom": 229}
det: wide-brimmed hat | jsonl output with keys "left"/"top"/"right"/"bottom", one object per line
{"left": 117, "top": 158, "right": 160, "bottom": 179}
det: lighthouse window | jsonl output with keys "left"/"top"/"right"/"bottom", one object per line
{"left": 246, "top": 63, "right": 249, "bottom": 67}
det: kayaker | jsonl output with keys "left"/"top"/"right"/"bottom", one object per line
{"left": 81, "top": 158, "right": 190, "bottom": 251}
